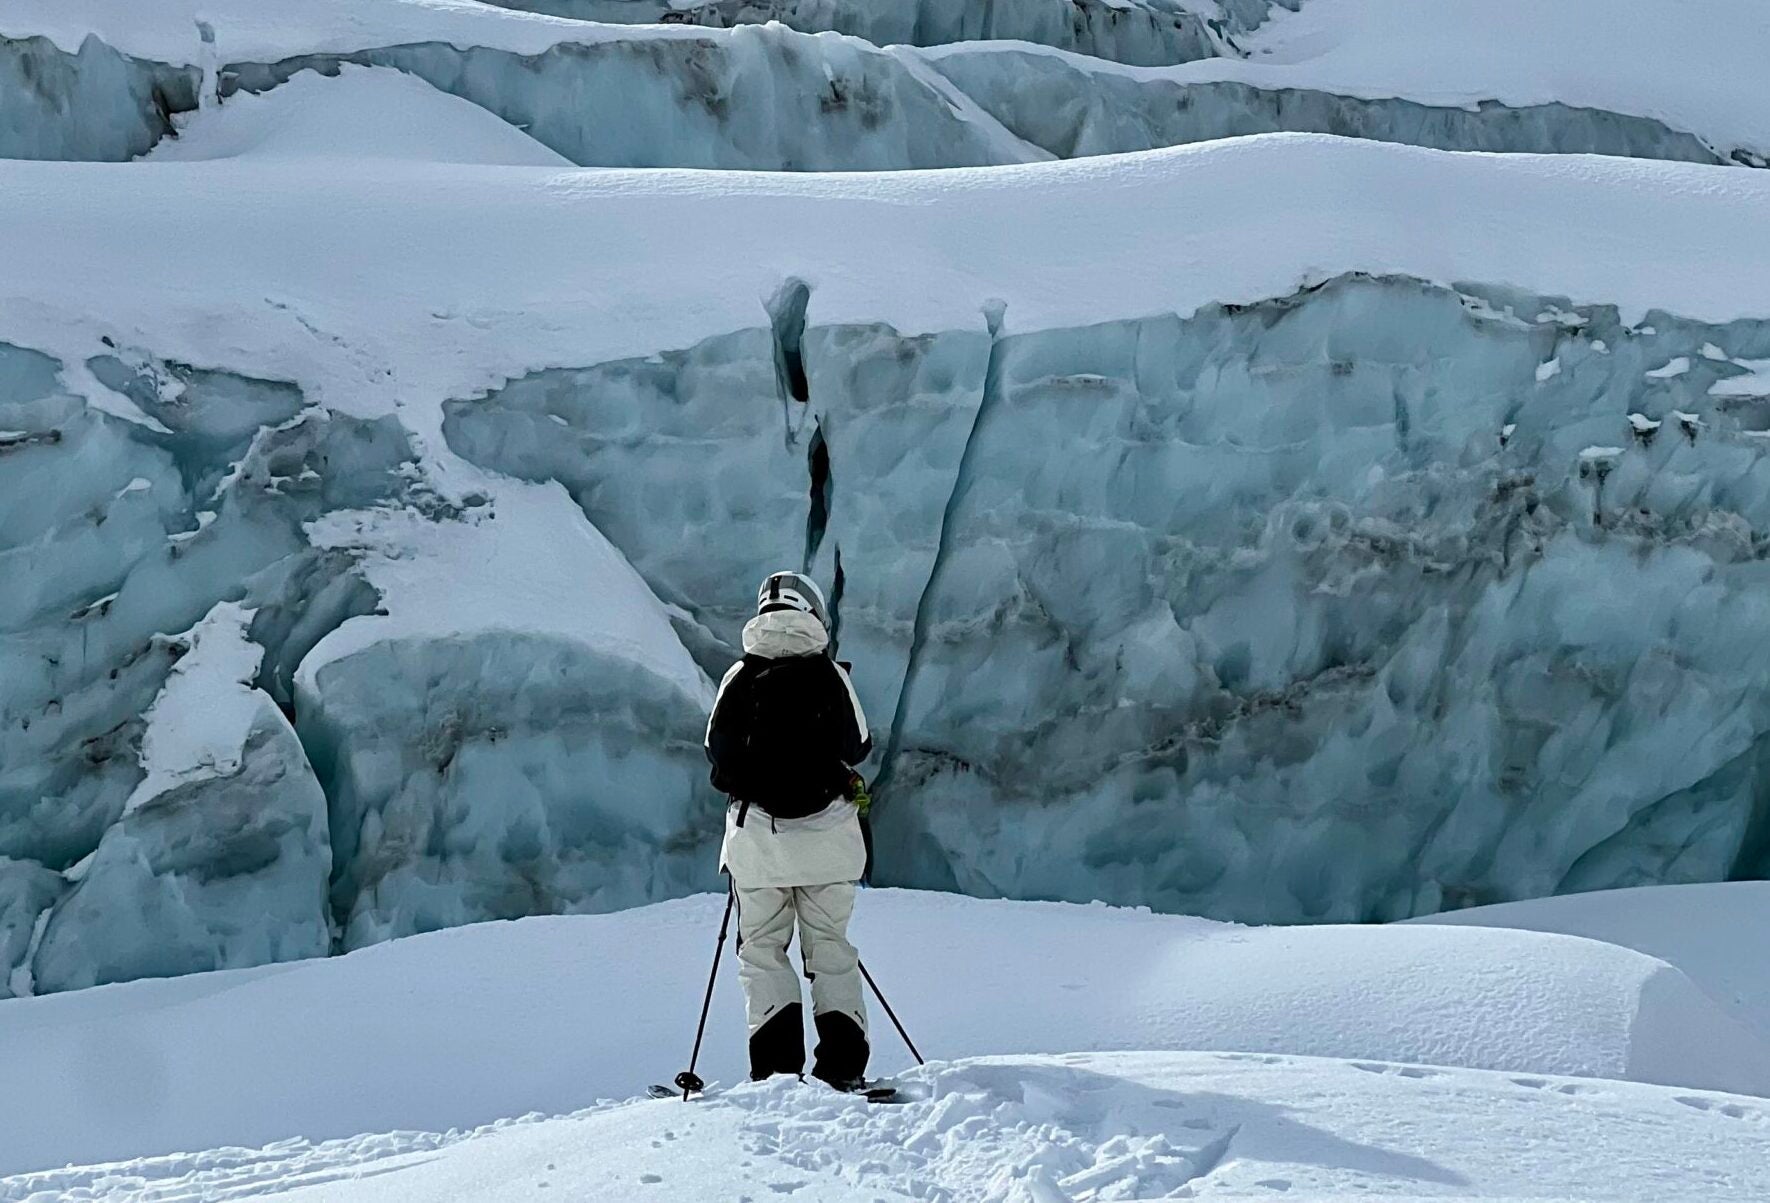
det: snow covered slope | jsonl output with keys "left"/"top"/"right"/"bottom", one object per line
{"left": 14, "top": 1053, "right": 1770, "bottom": 1202}
{"left": 3, "top": 889, "right": 1767, "bottom": 1177}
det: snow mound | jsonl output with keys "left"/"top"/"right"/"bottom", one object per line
{"left": 145, "top": 65, "right": 571, "bottom": 165}
{"left": 3, "top": 888, "right": 1766, "bottom": 1176}
{"left": 1409, "top": 882, "right": 1770, "bottom": 1047}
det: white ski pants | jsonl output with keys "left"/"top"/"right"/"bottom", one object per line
{"left": 735, "top": 882, "right": 868, "bottom": 1039}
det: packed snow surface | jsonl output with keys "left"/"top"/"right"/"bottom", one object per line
{"left": 144, "top": 65, "right": 571, "bottom": 165}
{"left": 15, "top": 1054, "right": 1770, "bottom": 1202}
{"left": 4, "top": 139, "right": 1770, "bottom": 420}
{"left": 3, "top": 887, "right": 1770, "bottom": 1199}
{"left": 3, "top": 887, "right": 1768, "bottom": 1179}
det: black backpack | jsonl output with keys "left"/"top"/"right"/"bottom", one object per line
{"left": 707, "top": 653, "right": 863, "bottom": 819}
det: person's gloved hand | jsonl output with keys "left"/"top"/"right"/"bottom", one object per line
{"left": 845, "top": 772, "right": 872, "bottom": 817}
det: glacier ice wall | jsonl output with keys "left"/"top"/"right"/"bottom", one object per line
{"left": 927, "top": 49, "right": 1741, "bottom": 166}
{"left": 28, "top": 696, "right": 327, "bottom": 992}
{"left": 441, "top": 314, "right": 995, "bottom": 733}
{"left": 443, "top": 275, "right": 1770, "bottom": 924}
{"left": 10, "top": 20, "right": 1755, "bottom": 170}
{"left": 220, "top": 29, "right": 1035, "bottom": 171}
{"left": 442, "top": 327, "right": 815, "bottom": 665}
{"left": 9, "top": 274, "right": 1770, "bottom": 980}
{"left": 0, "top": 343, "right": 407, "bottom": 990}
{"left": 298, "top": 630, "right": 721, "bottom": 949}
{"left": 481, "top": 0, "right": 1249, "bottom": 68}
{"left": 871, "top": 277, "right": 1770, "bottom": 920}
{"left": 0, "top": 857, "right": 62, "bottom": 998}
{"left": 0, "top": 35, "right": 198, "bottom": 161}
{"left": 2, "top": 329, "right": 726, "bottom": 985}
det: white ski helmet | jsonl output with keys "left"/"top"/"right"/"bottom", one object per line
{"left": 756, "top": 570, "right": 830, "bottom": 630}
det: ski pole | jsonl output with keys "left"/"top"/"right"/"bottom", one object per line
{"left": 858, "top": 958, "right": 924, "bottom": 1067}
{"left": 675, "top": 883, "right": 735, "bottom": 1100}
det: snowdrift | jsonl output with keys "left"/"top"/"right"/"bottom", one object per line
{"left": 3, "top": 888, "right": 1767, "bottom": 1176}
{"left": 144, "top": 65, "right": 571, "bottom": 165}
{"left": 1409, "top": 881, "right": 1770, "bottom": 1045}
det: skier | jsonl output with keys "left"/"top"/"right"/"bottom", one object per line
{"left": 704, "top": 570, "right": 873, "bottom": 1089}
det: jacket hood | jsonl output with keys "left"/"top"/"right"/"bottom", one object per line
{"left": 741, "top": 609, "right": 830, "bottom": 658}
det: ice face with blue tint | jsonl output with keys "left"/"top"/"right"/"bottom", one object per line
{"left": 452, "top": 274, "right": 1770, "bottom": 924}
{"left": 8, "top": 267, "right": 1770, "bottom": 992}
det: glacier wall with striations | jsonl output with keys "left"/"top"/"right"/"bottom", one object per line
{"left": 216, "top": 31, "right": 1040, "bottom": 171}
{"left": 477, "top": 0, "right": 1277, "bottom": 68}
{"left": 6, "top": 15, "right": 1763, "bottom": 171}
{"left": 0, "top": 344, "right": 398, "bottom": 992}
{"left": 8, "top": 267, "right": 1770, "bottom": 988}
{"left": 926, "top": 48, "right": 1743, "bottom": 166}
{"left": 447, "top": 274, "right": 1770, "bottom": 923}
{"left": 0, "top": 34, "right": 198, "bottom": 161}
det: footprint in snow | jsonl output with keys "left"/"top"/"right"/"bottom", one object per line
{"left": 1352, "top": 1062, "right": 1439, "bottom": 1079}
{"left": 1675, "top": 1096, "right": 1755, "bottom": 1119}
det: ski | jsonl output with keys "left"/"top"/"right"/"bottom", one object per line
{"left": 644, "top": 1080, "right": 917, "bottom": 1104}
{"left": 853, "top": 1085, "right": 911, "bottom": 1105}
{"left": 837, "top": 1078, "right": 920, "bottom": 1105}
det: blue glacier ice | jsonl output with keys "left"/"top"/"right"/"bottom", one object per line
{"left": 925, "top": 47, "right": 1743, "bottom": 166}
{"left": 7, "top": 0, "right": 1770, "bottom": 994}
{"left": 8, "top": 265, "right": 1770, "bottom": 993}
{"left": 217, "top": 29, "right": 1042, "bottom": 171}
{"left": 0, "top": 34, "right": 198, "bottom": 161}
{"left": 31, "top": 603, "right": 331, "bottom": 994}
{"left": 450, "top": 275, "right": 1770, "bottom": 924}
{"left": 290, "top": 486, "right": 725, "bottom": 950}
{"left": 479, "top": 0, "right": 1260, "bottom": 68}
{"left": 7, "top": 13, "right": 1754, "bottom": 171}
{"left": 0, "top": 343, "right": 403, "bottom": 990}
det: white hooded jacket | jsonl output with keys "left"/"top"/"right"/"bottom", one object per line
{"left": 713, "top": 610, "right": 869, "bottom": 888}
